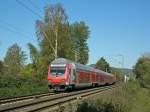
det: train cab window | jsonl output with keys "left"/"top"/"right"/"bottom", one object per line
{"left": 50, "top": 67, "right": 66, "bottom": 76}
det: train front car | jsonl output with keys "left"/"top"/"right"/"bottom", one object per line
{"left": 47, "top": 58, "right": 75, "bottom": 91}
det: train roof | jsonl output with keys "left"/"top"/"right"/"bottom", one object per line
{"left": 51, "top": 58, "right": 113, "bottom": 76}
{"left": 51, "top": 58, "right": 73, "bottom": 64}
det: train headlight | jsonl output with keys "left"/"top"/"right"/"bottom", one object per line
{"left": 66, "top": 82, "right": 69, "bottom": 85}
{"left": 48, "top": 79, "right": 52, "bottom": 82}
{"left": 61, "top": 79, "right": 65, "bottom": 82}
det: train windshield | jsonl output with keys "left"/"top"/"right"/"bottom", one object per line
{"left": 50, "top": 67, "right": 66, "bottom": 76}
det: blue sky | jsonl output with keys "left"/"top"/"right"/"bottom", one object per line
{"left": 0, "top": 0, "right": 150, "bottom": 68}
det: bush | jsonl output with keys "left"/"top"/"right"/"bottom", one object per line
{"left": 76, "top": 100, "right": 124, "bottom": 112}
{"left": 76, "top": 80, "right": 150, "bottom": 112}
{"left": 0, "top": 75, "right": 48, "bottom": 98}
{"left": 20, "top": 64, "right": 35, "bottom": 76}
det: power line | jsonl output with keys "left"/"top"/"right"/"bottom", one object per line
{"left": 2, "top": 20, "right": 33, "bottom": 37}
{"left": 0, "top": 23, "right": 36, "bottom": 42}
{"left": 28, "top": 0, "right": 43, "bottom": 15}
{"left": 16, "top": 0, "right": 81, "bottom": 59}
{"left": 16, "top": 0, "right": 56, "bottom": 57}
{"left": 16, "top": 0, "right": 42, "bottom": 19}
{"left": 0, "top": 19, "right": 36, "bottom": 41}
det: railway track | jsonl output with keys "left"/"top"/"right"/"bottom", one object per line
{"left": 0, "top": 84, "right": 117, "bottom": 112}
{"left": 0, "top": 92, "right": 54, "bottom": 105}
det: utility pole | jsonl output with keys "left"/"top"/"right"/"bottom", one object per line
{"left": 74, "top": 50, "right": 80, "bottom": 62}
{"left": 55, "top": 29, "right": 58, "bottom": 59}
{"left": 118, "top": 54, "right": 124, "bottom": 76}
{"left": 75, "top": 51, "right": 77, "bottom": 62}
{"left": 105, "top": 67, "right": 108, "bottom": 72}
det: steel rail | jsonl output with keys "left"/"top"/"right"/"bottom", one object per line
{"left": 0, "top": 92, "right": 54, "bottom": 105}
{"left": 0, "top": 84, "right": 117, "bottom": 112}
{"left": 0, "top": 92, "right": 50, "bottom": 100}
{"left": 27, "top": 86, "right": 115, "bottom": 112}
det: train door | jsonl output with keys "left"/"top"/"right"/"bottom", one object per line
{"left": 69, "top": 63, "right": 75, "bottom": 85}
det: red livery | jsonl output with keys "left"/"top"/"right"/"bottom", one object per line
{"left": 47, "top": 58, "right": 116, "bottom": 91}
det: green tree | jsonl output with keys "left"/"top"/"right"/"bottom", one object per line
{"left": 134, "top": 54, "right": 150, "bottom": 88}
{"left": 111, "top": 68, "right": 123, "bottom": 81}
{"left": 95, "top": 57, "right": 111, "bottom": 73}
{"left": 27, "top": 43, "right": 40, "bottom": 74}
{"left": 35, "top": 3, "right": 72, "bottom": 75}
{"left": 4, "top": 43, "right": 26, "bottom": 75}
{"left": 28, "top": 43, "right": 39, "bottom": 65}
{"left": 0, "top": 60, "right": 4, "bottom": 75}
{"left": 35, "top": 3, "right": 90, "bottom": 76}
{"left": 36, "top": 3, "right": 70, "bottom": 58}
{"left": 27, "top": 43, "right": 47, "bottom": 76}
{"left": 134, "top": 55, "right": 150, "bottom": 79}
{"left": 70, "top": 22, "right": 89, "bottom": 64}
{"left": 20, "top": 64, "right": 34, "bottom": 76}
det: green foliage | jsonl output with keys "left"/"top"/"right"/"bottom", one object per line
{"left": 0, "top": 3, "right": 90, "bottom": 98}
{"left": 20, "top": 64, "right": 35, "bottom": 76}
{"left": 76, "top": 100, "right": 124, "bottom": 112}
{"left": 36, "top": 3, "right": 69, "bottom": 58}
{"left": 3, "top": 43, "right": 26, "bottom": 75}
{"left": 28, "top": 43, "right": 39, "bottom": 66}
{"left": 111, "top": 68, "right": 123, "bottom": 81}
{"left": 134, "top": 54, "right": 150, "bottom": 88}
{"left": 0, "top": 75, "right": 48, "bottom": 98}
{"left": 0, "top": 60, "right": 4, "bottom": 75}
{"left": 76, "top": 81, "right": 150, "bottom": 112}
{"left": 142, "top": 73, "right": 150, "bottom": 88}
{"left": 113, "top": 81, "right": 150, "bottom": 112}
{"left": 35, "top": 3, "right": 71, "bottom": 76}
{"left": 134, "top": 55, "right": 150, "bottom": 78}
{"left": 125, "top": 81, "right": 150, "bottom": 112}
{"left": 27, "top": 43, "right": 41, "bottom": 75}
{"left": 34, "top": 3, "right": 90, "bottom": 76}
{"left": 95, "top": 57, "right": 111, "bottom": 73}
{"left": 70, "top": 22, "right": 89, "bottom": 64}
{"left": 76, "top": 102, "right": 97, "bottom": 112}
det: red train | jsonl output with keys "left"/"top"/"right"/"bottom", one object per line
{"left": 47, "top": 58, "right": 116, "bottom": 91}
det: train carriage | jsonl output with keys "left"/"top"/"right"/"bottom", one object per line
{"left": 47, "top": 58, "right": 116, "bottom": 91}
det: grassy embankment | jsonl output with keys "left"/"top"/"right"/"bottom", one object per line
{"left": 0, "top": 75, "right": 49, "bottom": 98}
{"left": 0, "top": 75, "right": 150, "bottom": 112}
{"left": 57, "top": 81, "right": 150, "bottom": 112}
{"left": 75, "top": 81, "right": 150, "bottom": 112}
